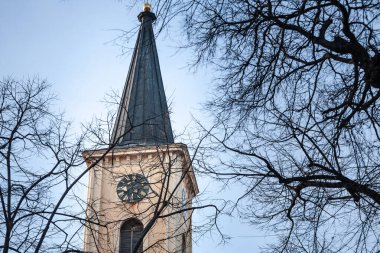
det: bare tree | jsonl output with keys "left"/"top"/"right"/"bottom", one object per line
{"left": 121, "top": 0, "right": 380, "bottom": 252}
{"left": 0, "top": 77, "right": 91, "bottom": 252}
{"left": 0, "top": 78, "right": 124, "bottom": 253}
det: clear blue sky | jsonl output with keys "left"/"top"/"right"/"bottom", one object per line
{"left": 0, "top": 1, "right": 269, "bottom": 252}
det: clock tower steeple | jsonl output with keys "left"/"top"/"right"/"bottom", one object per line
{"left": 83, "top": 5, "right": 198, "bottom": 253}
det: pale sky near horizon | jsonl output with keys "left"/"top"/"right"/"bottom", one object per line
{"left": 0, "top": 1, "right": 270, "bottom": 252}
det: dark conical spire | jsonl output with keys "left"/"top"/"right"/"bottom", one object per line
{"left": 111, "top": 7, "right": 174, "bottom": 147}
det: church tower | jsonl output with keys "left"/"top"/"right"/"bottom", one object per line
{"left": 82, "top": 4, "right": 198, "bottom": 253}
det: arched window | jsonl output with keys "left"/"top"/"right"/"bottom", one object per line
{"left": 119, "top": 218, "right": 144, "bottom": 253}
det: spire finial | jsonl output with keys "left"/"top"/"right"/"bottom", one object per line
{"left": 138, "top": 2, "right": 156, "bottom": 22}
{"left": 143, "top": 2, "right": 152, "bottom": 12}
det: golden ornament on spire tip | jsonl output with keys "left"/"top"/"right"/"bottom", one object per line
{"left": 143, "top": 2, "right": 152, "bottom": 12}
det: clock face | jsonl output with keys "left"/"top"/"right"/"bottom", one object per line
{"left": 117, "top": 174, "right": 149, "bottom": 203}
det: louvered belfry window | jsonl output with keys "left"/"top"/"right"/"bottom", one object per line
{"left": 119, "top": 218, "right": 144, "bottom": 253}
